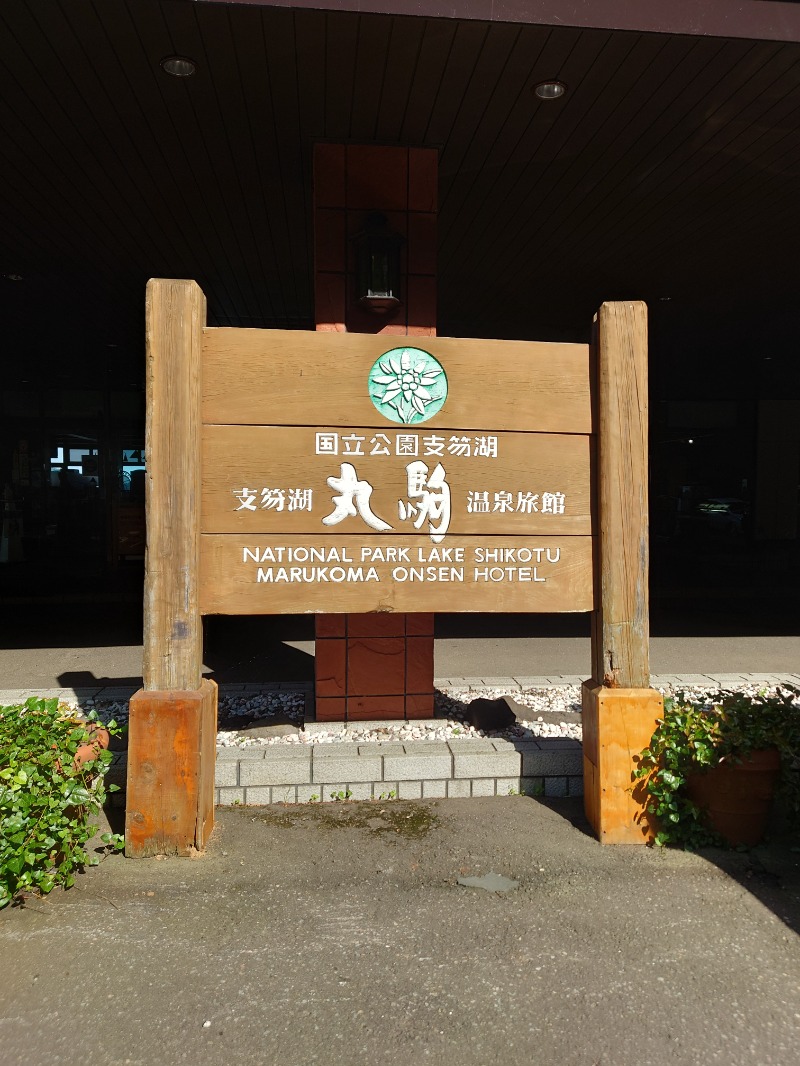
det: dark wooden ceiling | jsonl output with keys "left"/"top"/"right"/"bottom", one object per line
{"left": 2, "top": 0, "right": 800, "bottom": 377}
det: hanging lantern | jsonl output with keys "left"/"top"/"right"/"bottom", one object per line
{"left": 352, "top": 212, "right": 404, "bottom": 314}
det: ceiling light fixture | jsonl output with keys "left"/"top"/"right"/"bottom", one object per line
{"left": 160, "top": 56, "right": 197, "bottom": 78}
{"left": 534, "top": 81, "right": 567, "bottom": 100}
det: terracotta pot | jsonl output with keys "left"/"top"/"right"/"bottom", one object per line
{"left": 73, "top": 722, "right": 110, "bottom": 771}
{"left": 686, "top": 748, "right": 781, "bottom": 847}
{"left": 51, "top": 721, "right": 111, "bottom": 773}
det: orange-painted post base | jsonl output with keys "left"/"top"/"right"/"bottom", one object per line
{"left": 125, "top": 679, "right": 218, "bottom": 857}
{"left": 581, "top": 682, "right": 663, "bottom": 844}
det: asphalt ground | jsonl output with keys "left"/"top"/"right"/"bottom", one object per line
{"left": 2, "top": 800, "right": 799, "bottom": 1066}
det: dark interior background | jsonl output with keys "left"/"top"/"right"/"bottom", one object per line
{"left": 1, "top": 0, "right": 797, "bottom": 636}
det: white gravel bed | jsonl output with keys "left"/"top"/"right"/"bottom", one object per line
{"left": 51, "top": 679, "right": 799, "bottom": 749}
{"left": 213, "top": 686, "right": 586, "bottom": 746}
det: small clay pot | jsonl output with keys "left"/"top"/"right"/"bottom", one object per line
{"left": 73, "top": 722, "right": 111, "bottom": 771}
{"left": 51, "top": 721, "right": 111, "bottom": 773}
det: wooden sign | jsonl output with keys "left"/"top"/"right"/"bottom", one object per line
{"left": 133, "top": 279, "right": 658, "bottom": 857}
{"left": 198, "top": 328, "right": 593, "bottom": 615}
{"left": 201, "top": 536, "right": 593, "bottom": 614}
{"left": 201, "top": 427, "right": 591, "bottom": 535}
{"left": 202, "top": 329, "right": 592, "bottom": 432}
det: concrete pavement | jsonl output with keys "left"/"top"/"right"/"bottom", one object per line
{"left": 2, "top": 800, "right": 799, "bottom": 1066}
{"left": 3, "top": 584, "right": 798, "bottom": 1063}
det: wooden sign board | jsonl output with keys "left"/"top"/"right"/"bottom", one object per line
{"left": 134, "top": 280, "right": 656, "bottom": 855}
{"left": 198, "top": 328, "right": 593, "bottom": 615}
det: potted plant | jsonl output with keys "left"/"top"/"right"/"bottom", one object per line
{"left": 635, "top": 688, "right": 800, "bottom": 848}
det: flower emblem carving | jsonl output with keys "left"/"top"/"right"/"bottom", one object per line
{"left": 368, "top": 347, "right": 448, "bottom": 425}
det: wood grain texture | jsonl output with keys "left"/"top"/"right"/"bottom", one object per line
{"left": 581, "top": 682, "right": 662, "bottom": 845}
{"left": 201, "top": 424, "right": 591, "bottom": 535}
{"left": 143, "top": 279, "right": 205, "bottom": 691}
{"left": 202, "top": 328, "right": 592, "bottom": 433}
{"left": 199, "top": 534, "right": 593, "bottom": 614}
{"left": 197, "top": 679, "right": 218, "bottom": 850}
{"left": 125, "top": 680, "right": 218, "bottom": 857}
{"left": 591, "top": 301, "right": 650, "bottom": 688}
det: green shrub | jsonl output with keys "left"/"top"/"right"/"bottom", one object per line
{"left": 0, "top": 697, "right": 125, "bottom": 908}
{"left": 635, "top": 688, "right": 800, "bottom": 848}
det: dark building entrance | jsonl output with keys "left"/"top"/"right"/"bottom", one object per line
{"left": 1, "top": 0, "right": 798, "bottom": 633}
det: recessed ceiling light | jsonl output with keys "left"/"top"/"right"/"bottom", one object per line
{"left": 160, "top": 56, "right": 197, "bottom": 78}
{"left": 534, "top": 81, "right": 567, "bottom": 100}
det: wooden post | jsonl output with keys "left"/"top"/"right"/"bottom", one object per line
{"left": 581, "top": 683, "right": 659, "bottom": 844}
{"left": 126, "top": 279, "right": 217, "bottom": 857}
{"left": 592, "top": 301, "right": 650, "bottom": 689}
{"left": 142, "top": 278, "right": 204, "bottom": 691}
{"left": 126, "top": 681, "right": 217, "bottom": 857}
{"left": 584, "top": 301, "right": 662, "bottom": 843}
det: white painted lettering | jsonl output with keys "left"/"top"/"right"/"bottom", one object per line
{"left": 361, "top": 546, "right": 411, "bottom": 563}
{"left": 473, "top": 566, "right": 546, "bottom": 582}
{"left": 244, "top": 546, "right": 355, "bottom": 565}
{"left": 391, "top": 566, "right": 464, "bottom": 582}
{"left": 416, "top": 546, "right": 465, "bottom": 563}
{"left": 473, "top": 547, "right": 545, "bottom": 563}
{"left": 255, "top": 565, "right": 379, "bottom": 583}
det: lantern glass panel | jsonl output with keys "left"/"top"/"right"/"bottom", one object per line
{"left": 354, "top": 214, "right": 403, "bottom": 311}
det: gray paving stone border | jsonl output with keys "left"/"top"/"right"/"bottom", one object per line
{"left": 101, "top": 739, "right": 582, "bottom": 807}
{"left": 213, "top": 736, "right": 584, "bottom": 805}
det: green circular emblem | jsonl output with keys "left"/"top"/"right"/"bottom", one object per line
{"left": 368, "top": 347, "right": 448, "bottom": 425}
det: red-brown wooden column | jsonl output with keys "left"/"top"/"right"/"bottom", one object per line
{"left": 313, "top": 144, "right": 437, "bottom": 722}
